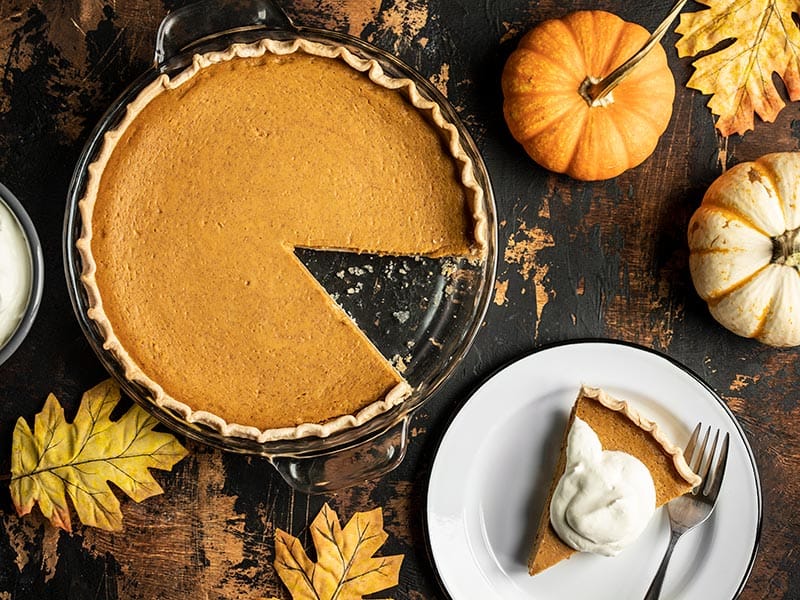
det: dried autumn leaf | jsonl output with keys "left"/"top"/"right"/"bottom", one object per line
{"left": 274, "top": 503, "right": 403, "bottom": 600}
{"left": 9, "top": 379, "right": 188, "bottom": 532}
{"left": 675, "top": 0, "right": 800, "bottom": 136}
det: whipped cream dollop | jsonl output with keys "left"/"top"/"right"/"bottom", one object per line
{"left": 550, "top": 417, "right": 656, "bottom": 556}
{"left": 0, "top": 199, "right": 32, "bottom": 348}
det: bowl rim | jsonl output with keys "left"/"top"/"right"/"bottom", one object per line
{"left": 0, "top": 182, "right": 44, "bottom": 367}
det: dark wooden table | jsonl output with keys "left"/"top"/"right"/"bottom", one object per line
{"left": 0, "top": 0, "right": 796, "bottom": 598}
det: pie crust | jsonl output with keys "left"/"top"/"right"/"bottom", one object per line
{"left": 77, "top": 38, "right": 488, "bottom": 442}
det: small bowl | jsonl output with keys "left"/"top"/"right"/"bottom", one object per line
{"left": 0, "top": 183, "right": 44, "bottom": 367}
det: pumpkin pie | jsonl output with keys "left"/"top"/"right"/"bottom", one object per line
{"left": 528, "top": 386, "right": 700, "bottom": 575}
{"left": 77, "top": 38, "right": 487, "bottom": 442}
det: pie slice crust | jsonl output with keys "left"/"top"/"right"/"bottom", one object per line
{"left": 528, "top": 385, "right": 701, "bottom": 575}
{"left": 76, "top": 38, "right": 488, "bottom": 443}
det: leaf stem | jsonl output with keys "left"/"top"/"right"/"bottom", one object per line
{"left": 8, "top": 447, "right": 185, "bottom": 482}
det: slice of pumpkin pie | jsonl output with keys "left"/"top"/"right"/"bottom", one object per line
{"left": 528, "top": 385, "right": 701, "bottom": 575}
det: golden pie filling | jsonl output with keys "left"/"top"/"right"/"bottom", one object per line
{"left": 77, "top": 39, "right": 487, "bottom": 441}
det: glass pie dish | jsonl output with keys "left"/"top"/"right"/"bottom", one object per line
{"left": 63, "top": 0, "right": 497, "bottom": 493}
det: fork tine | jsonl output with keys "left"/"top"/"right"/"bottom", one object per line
{"left": 698, "top": 428, "right": 720, "bottom": 489}
{"left": 704, "top": 432, "right": 730, "bottom": 499}
{"left": 690, "top": 425, "right": 710, "bottom": 475}
{"left": 684, "top": 423, "right": 702, "bottom": 467}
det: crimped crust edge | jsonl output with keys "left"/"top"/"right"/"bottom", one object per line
{"left": 579, "top": 385, "right": 702, "bottom": 487}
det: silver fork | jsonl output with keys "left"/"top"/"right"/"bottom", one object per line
{"left": 643, "top": 424, "right": 730, "bottom": 600}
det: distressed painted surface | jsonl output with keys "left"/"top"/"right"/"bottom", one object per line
{"left": 0, "top": 0, "right": 798, "bottom": 598}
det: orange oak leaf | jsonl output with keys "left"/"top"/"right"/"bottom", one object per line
{"left": 9, "top": 379, "right": 188, "bottom": 532}
{"left": 274, "top": 503, "right": 403, "bottom": 600}
{"left": 675, "top": 0, "right": 800, "bottom": 136}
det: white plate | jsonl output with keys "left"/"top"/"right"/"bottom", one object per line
{"left": 426, "top": 341, "right": 761, "bottom": 600}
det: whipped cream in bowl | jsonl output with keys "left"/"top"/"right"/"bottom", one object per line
{"left": 550, "top": 417, "right": 657, "bottom": 556}
{"left": 0, "top": 183, "right": 43, "bottom": 367}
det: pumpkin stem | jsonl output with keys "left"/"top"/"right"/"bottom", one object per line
{"left": 580, "top": 0, "right": 688, "bottom": 106}
{"left": 772, "top": 228, "right": 800, "bottom": 269}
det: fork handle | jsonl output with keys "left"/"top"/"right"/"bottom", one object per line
{"left": 643, "top": 529, "right": 683, "bottom": 600}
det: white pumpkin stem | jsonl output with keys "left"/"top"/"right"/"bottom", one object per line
{"left": 772, "top": 228, "right": 800, "bottom": 269}
{"left": 580, "top": 0, "right": 688, "bottom": 107}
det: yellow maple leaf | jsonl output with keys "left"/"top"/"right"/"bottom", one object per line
{"left": 675, "top": 0, "right": 800, "bottom": 136}
{"left": 274, "top": 503, "right": 403, "bottom": 600}
{"left": 9, "top": 379, "right": 188, "bottom": 532}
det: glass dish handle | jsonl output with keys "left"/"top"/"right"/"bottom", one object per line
{"left": 154, "top": 0, "right": 294, "bottom": 66}
{"left": 269, "top": 417, "right": 411, "bottom": 494}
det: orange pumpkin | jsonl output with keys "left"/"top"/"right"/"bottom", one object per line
{"left": 502, "top": 10, "right": 675, "bottom": 181}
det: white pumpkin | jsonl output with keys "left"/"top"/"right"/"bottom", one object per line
{"left": 688, "top": 152, "right": 800, "bottom": 347}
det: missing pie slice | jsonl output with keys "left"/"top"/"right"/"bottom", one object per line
{"left": 528, "top": 385, "right": 701, "bottom": 575}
